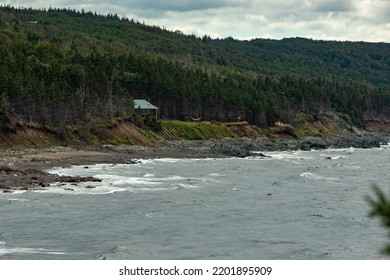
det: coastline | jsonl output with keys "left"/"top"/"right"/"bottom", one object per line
{"left": 1, "top": 132, "right": 389, "bottom": 192}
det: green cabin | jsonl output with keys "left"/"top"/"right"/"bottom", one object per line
{"left": 133, "top": 99, "right": 159, "bottom": 118}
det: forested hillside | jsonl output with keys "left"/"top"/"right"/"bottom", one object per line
{"left": 0, "top": 6, "right": 389, "bottom": 130}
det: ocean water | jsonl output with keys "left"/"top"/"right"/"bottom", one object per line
{"left": 1, "top": 144, "right": 390, "bottom": 260}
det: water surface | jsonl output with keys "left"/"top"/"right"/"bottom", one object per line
{"left": 1, "top": 145, "right": 389, "bottom": 259}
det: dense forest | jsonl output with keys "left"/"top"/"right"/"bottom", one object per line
{"left": 0, "top": 6, "right": 389, "bottom": 129}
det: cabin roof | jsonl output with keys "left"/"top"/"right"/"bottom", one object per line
{"left": 133, "top": 99, "right": 158, "bottom": 110}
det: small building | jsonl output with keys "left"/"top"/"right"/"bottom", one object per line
{"left": 133, "top": 99, "right": 159, "bottom": 118}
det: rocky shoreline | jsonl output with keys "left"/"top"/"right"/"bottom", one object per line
{"left": 0, "top": 132, "right": 389, "bottom": 192}
{"left": 98, "top": 131, "right": 390, "bottom": 157}
{"left": 208, "top": 132, "right": 390, "bottom": 157}
{"left": 0, "top": 165, "right": 102, "bottom": 192}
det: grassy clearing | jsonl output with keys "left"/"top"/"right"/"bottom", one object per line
{"left": 160, "top": 120, "right": 237, "bottom": 140}
{"left": 295, "top": 122, "right": 330, "bottom": 138}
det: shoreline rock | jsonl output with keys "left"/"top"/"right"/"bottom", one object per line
{"left": 163, "top": 132, "right": 389, "bottom": 157}
{"left": 0, "top": 165, "right": 102, "bottom": 192}
{"left": 0, "top": 132, "right": 389, "bottom": 191}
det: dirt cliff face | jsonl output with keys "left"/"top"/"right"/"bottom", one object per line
{"left": 107, "top": 121, "right": 155, "bottom": 146}
{"left": 0, "top": 113, "right": 389, "bottom": 149}
{"left": 364, "top": 121, "right": 390, "bottom": 132}
{"left": 0, "top": 127, "right": 60, "bottom": 148}
{"left": 0, "top": 121, "right": 157, "bottom": 149}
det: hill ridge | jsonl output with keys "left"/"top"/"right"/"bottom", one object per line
{"left": 0, "top": 6, "right": 389, "bottom": 129}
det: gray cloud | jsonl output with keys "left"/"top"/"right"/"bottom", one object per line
{"left": 309, "top": 0, "right": 355, "bottom": 12}
{"left": 32, "top": 0, "right": 244, "bottom": 13}
{"left": 124, "top": 0, "right": 241, "bottom": 12}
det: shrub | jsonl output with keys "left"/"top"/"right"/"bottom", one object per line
{"left": 144, "top": 116, "right": 162, "bottom": 131}
{"left": 294, "top": 112, "right": 314, "bottom": 124}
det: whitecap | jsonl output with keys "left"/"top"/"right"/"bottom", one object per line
{"left": 264, "top": 151, "right": 314, "bottom": 161}
{"left": 147, "top": 158, "right": 181, "bottom": 164}
{"left": 40, "top": 182, "right": 127, "bottom": 195}
{"left": 380, "top": 142, "right": 390, "bottom": 149}
{"left": 165, "top": 175, "right": 185, "bottom": 180}
{"left": 300, "top": 172, "right": 340, "bottom": 181}
{"left": 176, "top": 183, "right": 199, "bottom": 189}
{"left": 329, "top": 155, "right": 345, "bottom": 160}
{"left": 208, "top": 173, "right": 225, "bottom": 177}
{"left": 0, "top": 241, "right": 66, "bottom": 256}
{"left": 96, "top": 174, "right": 161, "bottom": 186}
{"left": 1, "top": 190, "right": 27, "bottom": 195}
{"left": 47, "top": 163, "right": 128, "bottom": 176}
{"left": 136, "top": 159, "right": 154, "bottom": 165}
{"left": 131, "top": 186, "right": 180, "bottom": 192}
{"left": 325, "top": 147, "right": 356, "bottom": 153}
{"left": 7, "top": 198, "right": 29, "bottom": 202}
{"left": 320, "top": 154, "right": 347, "bottom": 160}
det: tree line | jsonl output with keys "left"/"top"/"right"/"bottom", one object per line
{"left": 0, "top": 6, "right": 389, "bottom": 130}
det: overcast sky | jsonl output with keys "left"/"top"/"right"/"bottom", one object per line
{"left": 3, "top": 0, "right": 390, "bottom": 42}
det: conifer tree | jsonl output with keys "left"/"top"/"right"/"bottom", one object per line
{"left": 366, "top": 184, "right": 390, "bottom": 255}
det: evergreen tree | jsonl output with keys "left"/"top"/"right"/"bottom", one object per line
{"left": 366, "top": 184, "right": 390, "bottom": 255}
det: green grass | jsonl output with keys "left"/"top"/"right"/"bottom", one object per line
{"left": 294, "top": 122, "right": 330, "bottom": 138}
{"left": 161, "top": 120, "right": 236, "bottom": 140}
{"left": 294, "top": 113, "right": 315, "bottom": 124}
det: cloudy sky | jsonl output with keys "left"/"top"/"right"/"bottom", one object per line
{"left": 3, "top": 0, "right": 390, "bottom": 42}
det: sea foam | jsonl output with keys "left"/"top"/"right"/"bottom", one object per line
{"left": 0, "top": 241, "right": 66, "bottom": 257}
